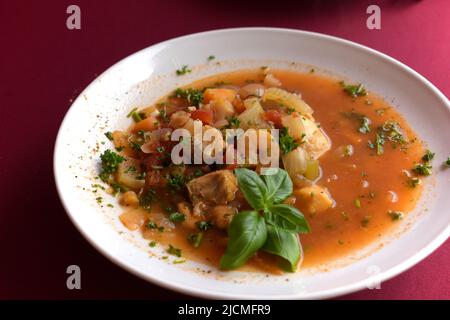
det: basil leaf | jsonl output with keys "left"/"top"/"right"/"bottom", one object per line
{"left": 261, "top": 168, "right": 293, "bottom": 204}
{"left": 234, "top": 168, "right": 268, "bottom": 210}
{"left": 262, "top": 224, "right": 301, "bottom": 272}
{"left": 220, "top": 211, "right": 267, "bottom": 270}
{"left": 265, "top": 204, "right": 310, "bottom": 233}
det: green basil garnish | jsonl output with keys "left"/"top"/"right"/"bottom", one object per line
{"left": 220, "top": 168, "right": 310, "bottom": 272}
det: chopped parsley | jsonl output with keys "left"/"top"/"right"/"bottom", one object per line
{"left": 149, "top": 241, "right": 157, "bottom": 247}
{"left": 207, "top": 55, "right": 215, "bottom": 61}
{"left": 354, "top": 198, "right": 361, "bottom": 208}
{"left": 139, "top": 189, "right": 157, "bottom": 210}
{"left": 412, "top": 163, "right": 432, "bottom": 176}
{"left": 176, "top": 65, "right": 191, "bottom": 76}
{"left": 359, "top": 116, "right": 371, "bottom": 133}
{"left": 388, "top": 210, "right": 403, "bottom": 221}
{"left": 99, "top": 149, "right": 125, "bottom": 182}
{"left": 173, "top": 88, "right": 204, "bottom": 107}
{"left": 187, "top": 232, "right": 204, "bottom": 248}
{"left": 279, "top": 127, "right": 299, "bottom": 154}
{"left": 226, "top": 116, "right": 241, "bottom": 128}
{"left": 406, "top": 176, "right": 421, "bottom": 188}
{"left": 381, "top": 121, "right": 406, "bottom": 147}
{"left": 146, "top": 220, "right": 164, "bottom": 232}
{"left": 167, "top": 244, "right": 182, "bottom": 257}
{"left": 445, "top": 157, "right": 450, "bottom": 167}
{"left": 361, "top": 215, "right": 371, "bottom": 228}
{"left": 340, "top": 81, "right": 367, "bottom": 98}
{"left": 166, "top": 174, "right": 185, "bottom": 191}
{"left": 169, "top": 212, "right": 186, "bottom": 223}
{"left": 422, "top": 149, "right": 435, "bottom": 162}
{"left": 368, "top": 132, "right": 385, "bottom": 155}
{"left": 104, "top": 131, "right": 113, "bottom": 140}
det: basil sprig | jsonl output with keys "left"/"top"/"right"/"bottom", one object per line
{"left": 220, "top": 168, "right": 310, "bottom": 272}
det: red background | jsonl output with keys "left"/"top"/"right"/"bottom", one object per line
{"left": 1, "top": 0, "right": 449, "bottom": 299}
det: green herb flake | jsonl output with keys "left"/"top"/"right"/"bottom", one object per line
{"left": 99, "top": 149, "right": 125, "bottom": 182}
{"left": 187, "top": 233, "right": 204, "bottom": 248}
{"left": 173, "top": 88, "right": 204, "bottom": 107}
{"left": 207, "top": 55, "right": 215, "bottom": 61}
{"left": 354, "top": 198, "right": 361, "bottom": 208}
{"left": 169, "top": 212, "right": 186, "bottom": 223}
{"left": 104, "top": 131, "right": 114, "bottom": 140}
{"left": 167, "top": 244, "right": 182, "bottom": 257}
{"left": 149, "top": 241, "right": 157, "bottom": 247}
{"left": 388, "top": 210, "right": 403, "bottom": 221}
{"left": 361, "top": 216, "right": 371, "bottom": 228}
{"left": 279, "top": 127, "right": 299, "bottom": 154}
{"left": 176, "top": 65, "right": 191, "bottom": 76}
{"left": 422, "top": 149, "right": 435, "bottom": 162}
{"left": 139, "top": 189, "right": 157, "bottom": 210}
{"left": 412, "top": 163, "right": 432, "bottom": 176}
{"left": 444, "top": 157, "right": 450, "bottom": 167}
{"left": 340, "top": 81, "right": 367, "bottom": 98}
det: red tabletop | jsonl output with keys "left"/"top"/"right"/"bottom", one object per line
{"left": 1, "top": 0, "right": 449, "bottom": 299}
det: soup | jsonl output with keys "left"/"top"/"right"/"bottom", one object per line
{"left": 97, "top": 68, "right": 430, "bottom": 274}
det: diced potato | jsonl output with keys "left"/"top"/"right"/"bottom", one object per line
{"left": 237, "top": 98, "right": 270, "bottom": 130}
{"left": 119, "top": 208, "right": 147, "bottom": 230}
{"left": 298, "top": 117, "right": 331, "bottom": 159}
{"left": 281, "top": 114, "right": 306, "bottom": 140}
{"left": 282, "top": 147, "right": 309, "bottom": 179}
{"left": 210, "top": 98, "right": 235, "bottom": 120}
{"left": 120, "top": 191, "right": 139, "bottom": 206}
{"left": 116, "top": 157, "right": 145, "bottom": 190}
{"left": 294, "top": 185, "right": 334, "bottom": 214}
{"left": 131, "top": 116, "right": 159, "bottom": 133}
{"left": 263, "top": 88, "right": 313, "bottom": 115}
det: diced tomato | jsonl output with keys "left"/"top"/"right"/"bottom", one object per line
{"left": 191, "top": 109, "right": 214, "bottom": 125}
{"left": 263, "top": 110, "right": 283, "bottom": 127}
{"left": 132, "top": 116, "right": 159, "bottom": 132}
{"left": 203, "top": 88, "right": 236, "bottom": 103}
{"left": 232, "top": 96, "right": 246, "bottom": 114}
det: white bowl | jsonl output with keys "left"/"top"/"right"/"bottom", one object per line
{"left": 54, "top": 28, "right": 450, "bottom": 299}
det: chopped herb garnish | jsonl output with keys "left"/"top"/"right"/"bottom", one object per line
{"left": 169, "top": 212, "right": 186, "bottom": 223}
{"left": 196, "top": 220, "right": 213, "bottom": 231}
{"left": 105, "top": 132, "right": 113, "bottom": 140}
{"left": 279, "top": 127, "right": 299, "bottom": 154}
{"left": 167, "top": 244, "right": 182, "bottom": 257}
{"left": 422, "top": 149, "right": 435, "bottom": 162}
{"left": 207, "top": 55, "right": 215, "bottom": 61}
{"left": 406, "top": 176, "right": 421, "bottom": 188}
{"left": 166, "top": 174, "right": 185, "bottom": 191}
{"left": 388, "top": 210, "right": 403, "bottom": 221}
{"left": 173, "top": 88, "right": 204, "bottom": 107}
{"left": 381, "top": 121, "right": 406, "bottom": 147}
{"left": 176, "top": 65, "right": 191, "bottom": 76}
{"left": 99, "top": 149, "right": 125, "bottom": 182}
{"left": 146, "top": 220, "right": 164, "bottom": 232}
{"left": 187, "top": 232, "right": 204, "bottom": 248}
{"left": 359, "top": 117, "right": 371, "bottom": 133}
{"left": 126, "top": 107, "right": 138, "bottom": 118}
{"left": 354, "top": 198, "right": 361, "bottom": 208}
{"left": 226, "top": 116, "right": 240, "bottom": 128}
{"left": 368, "top": 132, "right": 385, "bottom": 155}
{"left": 139, "top": 189, "right": 157, "bottom": 210}
{"left": 412, "top": 163, "right": 432, "bottom": 176}
{"left": 445, "top": 157, "right": 450, "bottom": 167}
{"left": 96, "top": 196, "right": 103, "bottom": 204}
{"left": 158, "top": 108, "right": 170, "bottom": 123}
{"left": 149, "top": 241, "right": 157, "bottom": 247}
{"left": 156, "top": 146, "right": 165, "bottom": 153}
{"left": 340, "top": 81, "right": 367, "bottom": 98}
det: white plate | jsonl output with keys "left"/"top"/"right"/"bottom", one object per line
{"left": 54, "top": 28, "right": 450, "bottom": 299}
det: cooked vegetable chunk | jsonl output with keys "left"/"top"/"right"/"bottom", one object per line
{"left": 186, "top": 170, "right": 238, "bottom": 205}
{"left": 294, "top": 185, "right": 334, "bottom": 213}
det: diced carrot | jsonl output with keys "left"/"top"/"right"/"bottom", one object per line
{"left": 204, "top": 88, "right": 236, "bottom": 103}
{"left": 191, "top": 109, "right": 214, "bottom": 125}
{"left": 263, "top": 110, "right": 283, "bottom": 127}
{"left": 132, "top": 116, "right": 159, "bottom": 132}
{"left": 232, "top": 96, "right": 246, "bottom": 114}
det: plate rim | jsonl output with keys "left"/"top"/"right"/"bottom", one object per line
{"left": 53, "top": 27, "right": 450, "bottom": 300}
